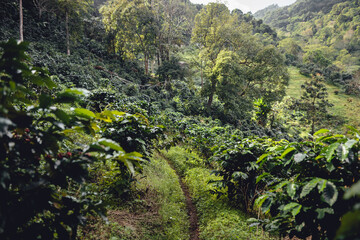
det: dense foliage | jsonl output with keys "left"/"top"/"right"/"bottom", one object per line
{"left": 1, "top": 0, "right": 360, "bottom": 239}
{"left": 256, "top": 0, "right": 360, "bottom": 96}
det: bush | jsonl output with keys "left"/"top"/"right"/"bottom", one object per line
{"left": 255, "top": 128, "right": 360, "bottom": 239}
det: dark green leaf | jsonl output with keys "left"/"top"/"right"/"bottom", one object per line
{"left": 300, "top": 178, "right": 322, "bottom": 198}
{"left": 316, "top": 208, "right": 334, "bottom": 219}
{"left": 39, "top": 94, "right": 53, "bottom": 109}
{"left": 322, "top": 181, "right": 338, "bottom": 206}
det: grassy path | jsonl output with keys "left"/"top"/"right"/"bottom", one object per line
{"left": 287, "top": 67, "right": 360, "bottom": 129}
{"left": 159, "top": 151, "right": 200, "bottom": 240}
{"left": 162, "top": 146, "right": 277, "bottom": 240}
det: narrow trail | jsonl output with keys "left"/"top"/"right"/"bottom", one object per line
{"left": 159, "top": 152, "right": 200, "bottom": 240}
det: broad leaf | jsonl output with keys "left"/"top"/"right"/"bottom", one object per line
{"left": 314, "top": 129, "right": 329, "bottom": 136}
{"left": 74, "top": 108, "right": 96, "bottom": 119}
{"left": 316, "top": 208, "right": 334, "bottom": 219}
{"left": 254, "top": 194, "right": 268, "bottom": 208}
{"left": 287, "top": 183, "right": 297, "bottom": 199}
{"left": 257, "top": 153, "right": 270, "bottom": 163}
{"left": 341, "top": 139, "right": 358, "bottom": 161}
{"left": 325, "top": 142, "right": 340, "bottom": 162}
{"left": 317, "top": 180, "right": 327, "bottom": 193}
{"left": 283, "top": 202, "right": 302, "bottom": 217}
{"left": 274, "top": 181, "right": 289, "bottom": 191}
{"left": 300, "top": 178, "right": 323, "bottom": 198}
{"left": 336, "top": 210, "right": 360, "bottom": 239}
{"left": 280, "top": 147, "right": 296, "bottom": 159}
{"left": 294, "top": 153, "right": 306, "bottom": 163}
{"left": 54, "top": 109, "right": 70, "bottom": 125}
{"left": 39, "top": 94, "right": 53, "bottom": 109}
{"left": 98, "top": 139, "right": 124, "bottom": 152}
{"left": 322, "top": 181, "right": 338, "bottom": 206}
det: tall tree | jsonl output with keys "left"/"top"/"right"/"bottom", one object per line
{"left": 33, "top": 0, "right": 55, "bottom": 18}
{"left": 191, "top": 3, "right": 289, "bottom": 109}
{"left": 57, "top": 0, "right": 93, "bottom": 55}
{"left": 298, "top": 75, "right": 333, "bottom": 134}
{"left": 154, "top": 0, "right": 195, "bottom": 64}
{"left": 19, "top": 0, "right": 23, "bottom": 42}
{"left": 101, "top": 0, "right": 159, "bottom": 74}
{"left": 191, "top": 3, "right": 233, "bottom": 106}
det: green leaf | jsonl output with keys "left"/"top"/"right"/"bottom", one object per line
{"left": 326, "top": 162, "right": 335, "bottom": 172}
{"left": 232, "top": 171, "right": 248, "bottom": 180}
{"left": 254, "top": 194, "right": 268, "bottom": 208}
{"left": 314, "top": 129, "right": 329, "bottom": 136}
{"left": 322, "top": 181, "right": 338, "bottom": 206}
{"left": 54, "top": 109, "right": 70, "bottom": 125}
{"left": 287, "top": 183, "right": 297, "bottom": 199}
{"left": 344, "top": 181, "right": 360, "bottom": 199}
{"left": 325, "top": 142, "right": 340, "bottom": 162}
{"left": 39, "top": 94, "right": 53, "bottom": 109}
{"left": 316, "top": 208, "right": 334, "bottom": 219}
{"left": 342, "top": 139, "right": 358, "bottom": 161}
{"left": 274, "top": 181, "right": 290, "bottom": 191}
{"left": 42, "top": 76, "right": 57, "bottom": 89}
{"left": 124, "top": 159, "right": 135, "bottom": 175}
{"left": 283, "top": 202, "right": 302, "bottom": 217}
{"left": 74, "top": 108, "right": 96, "bottom": 119}
{"left": 124, "top": 152, "right": 144, "bottom": 161}
{"left": 65, "top": 88, "right": 90, "bottom": 96}
{"left": 256, "top": 172, "right": 270, "bottom": 184}
{"left": 317, "top": 180, "right": 327, "bottom": 193}
{"left": 292, "top": 205, "right": 302, "bottom": 217}
{"left": 300, "top": 178, "right": 323, "bottom": 198}
{"left": 257, "top": 153, "right": 270, "bottom": 163}
{"left": 294, "top": 153, "right": 306, "bottom": 163}
{"left": 280, "top": 147, "right": 296, "bottom": 159}
{"left": 98, "top": 139, "right": 124, "bottom": 152}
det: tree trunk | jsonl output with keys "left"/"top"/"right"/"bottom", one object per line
{"left": 144, "top": 53, "right": 149, "bottom": 75}
{"left": 19, "top": 0, "right": 24, "bottom": 42}
{"left": 200, "top": 61, "right": 203, "bottom": 90}
{"left": 311, "top": 117, "right": 315, "bottom": 135}
{"left": 66, "top": 11, "right": 70, "bottom": 56}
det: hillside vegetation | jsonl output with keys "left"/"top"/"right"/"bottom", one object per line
{"left": 1, "top": 0, "right": 360, "bottom": 239}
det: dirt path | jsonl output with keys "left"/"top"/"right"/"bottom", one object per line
{"left": 160, "top": 152, "right": 200, "bottom": 240}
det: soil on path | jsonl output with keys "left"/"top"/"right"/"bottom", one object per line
{"left": 160, "top": 152, "right": 200, "bottom": 240}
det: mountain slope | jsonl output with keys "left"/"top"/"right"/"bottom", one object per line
{"left": 256, "top": 0, "right": 344, "bottom": 30}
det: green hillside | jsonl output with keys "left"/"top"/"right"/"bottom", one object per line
{"left": 256, "top": 0, "right": 360, "bottom": 77}
{"left": 287, "top": 67, "right": 360, "bottom": 128}
{"left": 1, "top": 0, "right": 360, "bottom": 239}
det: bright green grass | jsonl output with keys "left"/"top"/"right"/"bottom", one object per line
{"left": 162, "top": 147, "right": 276, "bottom": 240}
{"left": 138, "top": 151, "right": 190, "bottom": 240}
{"left": 287, "top": 66, "right": 360, "bottom": 129}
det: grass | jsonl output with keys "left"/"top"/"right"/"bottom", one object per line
{"left": 287, "top": 66, "right": 360, "bottom": 130}
{"left": 79, "top": 151, "right": 189, "bottom": 240}
{"left": 162, "top": 146, "right": 276, "bottom": 240}
{"left": 137, "top": 151, "right": 190, "bottom": 240}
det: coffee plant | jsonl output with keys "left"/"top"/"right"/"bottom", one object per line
{"left": 0, "top": 39, "right": 146, "bottom": 239}
{"left": 254, "top": 128, "right": 360, "bottom": 239}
